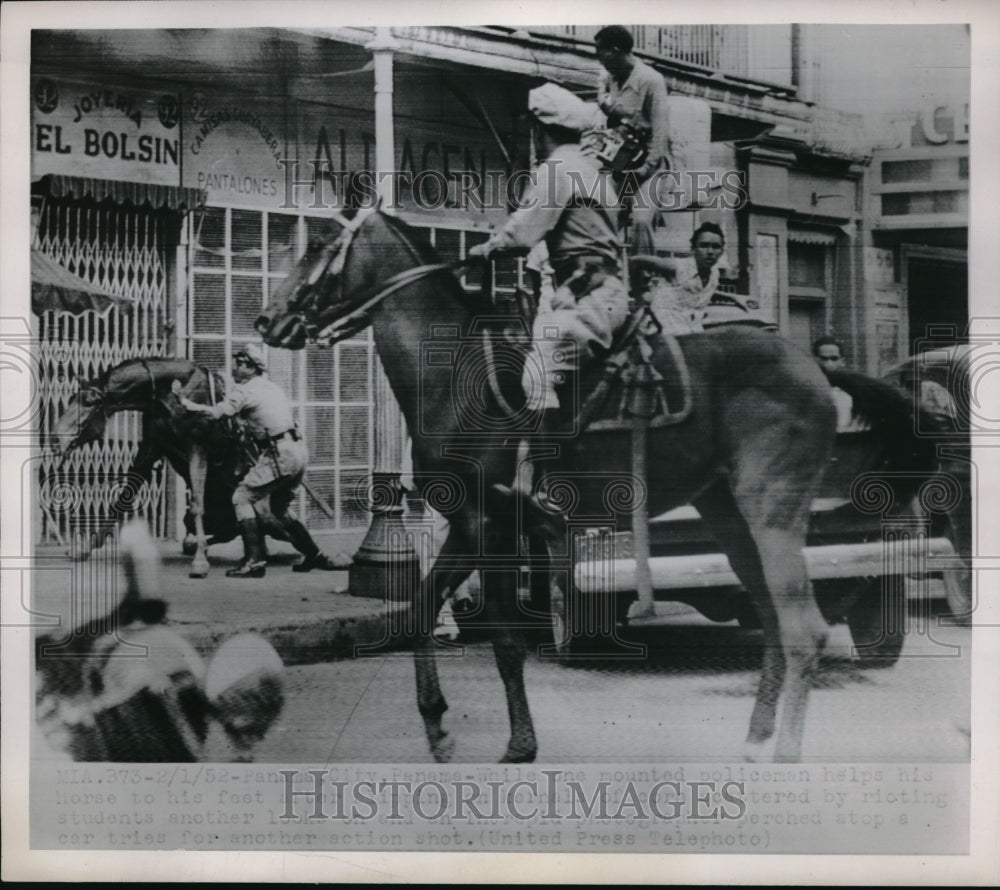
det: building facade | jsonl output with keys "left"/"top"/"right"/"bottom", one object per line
{"left": 32, "top": 25, "right": 877, "bottom": 548}
{"left": 864, "top": 104, "right": 969, "bottom": 371}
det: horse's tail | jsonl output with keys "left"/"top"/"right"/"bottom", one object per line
{"left": 823, "top": 367, "right": 941, "bottom": 507}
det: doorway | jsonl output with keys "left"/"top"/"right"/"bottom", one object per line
{"left": 904, "top": 248, "right": 967, "bottom": 353}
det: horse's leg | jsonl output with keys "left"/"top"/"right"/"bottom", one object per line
{"left": 694, "top": 481, "right": 784, "bottom": 752}
{"left": 695, "top": 477, "right": 827, "bottom": 763}
{"left": 486, "top": 574, "right": 537, "bottom": 763}
{"left": 91, "top": 441, "right": 159, "bottom": 553}
{"left": 187, "top": 446, "right": 210, "bottom": 578}
{"left": 747, "top": 524, "right": 826, "bottom": 763}
{"left": 114, "top": 442, "right": 158, "bottom": 516}
{"left": 413, "top": 527, "right": 477, "bottom": 763}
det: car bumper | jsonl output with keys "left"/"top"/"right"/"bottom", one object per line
{"left": 575, "top": 535, "right": 957, "bottom": 593}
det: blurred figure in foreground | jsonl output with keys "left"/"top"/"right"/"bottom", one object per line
{"left": 34, "top": 520, "right": 285, "bottom": 762}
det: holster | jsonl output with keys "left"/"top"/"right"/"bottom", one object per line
{"left": 235, "top": 430, "right": 260, "bottom": 480}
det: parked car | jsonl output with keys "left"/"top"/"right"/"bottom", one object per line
{"left": 880, "top": 345, "right": 973, "bottom": 619}
{"left": 562, "top": 346, "right": 973, "bottom": 663}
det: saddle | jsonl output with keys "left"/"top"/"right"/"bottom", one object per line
{"left": 481, "top": 296, "right": 693, "bottom": 436}
{"left": 574, "top": 302, "right": 692, "bottom": 433}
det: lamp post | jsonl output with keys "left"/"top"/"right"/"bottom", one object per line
{"left": 350, "top": 28, "right": 421, "bottom": 602}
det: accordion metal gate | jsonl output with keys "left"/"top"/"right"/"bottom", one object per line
{"left": 36, "top": 197, "right": 173, "bottom": 544}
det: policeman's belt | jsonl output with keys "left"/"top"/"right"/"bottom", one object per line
{"left": 254, "top": 428, "right": 300, "bottom": 446}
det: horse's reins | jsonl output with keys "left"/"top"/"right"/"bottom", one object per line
{"left": 299, "top": 208, "right": 474, "bottom": 346}
{"left": 315, "top": 260, "right": 469, "bottom": 344}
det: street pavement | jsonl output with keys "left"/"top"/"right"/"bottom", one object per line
{"left": 31, "top": 532, "right": 955, "bottom": 672}
{"left": 32, "top": 537, "right": 407, "bottom": 666}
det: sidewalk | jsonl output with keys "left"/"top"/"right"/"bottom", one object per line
{"left": 32, "top": 539, "right": 410, "bottom": 666}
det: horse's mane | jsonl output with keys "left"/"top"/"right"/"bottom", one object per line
{"left": 379, "top": 212, "right": 494, "bottom": 317}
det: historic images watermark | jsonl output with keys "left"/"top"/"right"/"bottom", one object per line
{"left": 276, "top": 158, "right": 749, "bottom": 213}
{"left": 277, "top": 769, "right": 748, "bottom": 823}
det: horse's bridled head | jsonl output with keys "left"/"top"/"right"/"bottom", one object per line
{"left": 255, "top": 310, "right": 309, "bottom": 351}
{"left": 256, "top": 270, "right": 312, "bottom": 349}
{"left": 50, "top": 388, "right": 107, "bottom": 460}
{"left": 258, "top": 235, "right": 348, "bottom": 349}
{"left": 79, "top": 387, "right": 102, "bottom": 408}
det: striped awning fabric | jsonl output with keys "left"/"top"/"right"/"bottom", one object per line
{"left": 35, "top": 174, "right": 206, "bottom": 211}
{"left": 787, "top": 228, "right": 838, "bottom": 246}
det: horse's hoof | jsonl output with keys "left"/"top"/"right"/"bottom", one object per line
{"left": 499, "top": 743, "right": 537, "bottom": 764}
{"left": 742, "top": 738, "right": 772, "bottom": 763}
{"left": 182, "top": 541, "right": 197, "bottom": 557}
{"left": 189, "top": 560, "right": 210, "bottom": 579}
{"left": 431, "top": 734, "right": 455, "bottom": 764}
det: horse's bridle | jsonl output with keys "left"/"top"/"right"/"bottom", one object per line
{"left": 286, "top": 208, "right": 469, "bottom": 347}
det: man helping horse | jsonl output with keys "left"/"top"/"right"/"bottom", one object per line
{"left": 172, "top": 342, "right": 339, "bottom": 578}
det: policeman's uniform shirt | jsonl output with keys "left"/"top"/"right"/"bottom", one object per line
{"left": 597, "top": 57, "right": 670, "bottom": 180}
{"left": 483, "top": 143, "right": 621, "bottom": 284}
{"left": 208, "top": 374, "right": 306, "bottom": 483}
{"left": 208, "top": 373, "right": 293, "bottom": 439}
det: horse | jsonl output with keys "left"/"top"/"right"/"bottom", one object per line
{"left": 49, "top": 357, "right": 287, "bottom": 578}
{"left": 256, "top": 206, "right": 934, "bottom": 764}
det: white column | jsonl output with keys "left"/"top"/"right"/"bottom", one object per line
{"left": 369, "top": 28, "right": 398, "bottom": 209}
{"left": 368, "top": 27, "right": 403, "bottom": 478}
{"left": 350, "top": 28, "right": 420, "bottom": 599}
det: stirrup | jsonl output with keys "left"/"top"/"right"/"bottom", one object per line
{"left": 226, "top": 560, "right": 266, "bottom": 578}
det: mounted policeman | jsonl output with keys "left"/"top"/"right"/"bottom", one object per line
{"left": 469, "top": 82, "right": 627, "bottom": 447}
{"left": 172, "top": 342, "right": 338, "bottom": 578}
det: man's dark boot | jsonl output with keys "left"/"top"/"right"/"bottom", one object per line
{"left": 529, "top": 407, "right": 571, "bottom": 509}
{"left": 490, "top": 407, "right": 567, "bottom": 543}
{"left": 226, "top": 518, "right": 266, "bottom": 578}
{"left": 283, "top": 517, "right": 344, "bottom": 572}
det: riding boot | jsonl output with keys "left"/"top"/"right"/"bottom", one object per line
{"left": 283, "top": 517, "right": 344, "bottom": 572}
{"left": 226, "top": 518, "right": 266, "bottom": 578}
{"left": 490, "top": 407, "right": 567, "bottom": 543}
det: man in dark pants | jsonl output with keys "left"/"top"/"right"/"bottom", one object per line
{"left": 173, "top": 342, "right": 338, "bottom": 577}
{"left": 594, "top": 25, "right": 671, "bottom": 251}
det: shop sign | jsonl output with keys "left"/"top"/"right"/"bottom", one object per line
{"left": 909, "top": 105, "right": 969, "bottom": 147}
{"left": 286, "top": 100, "right": 518, "bottom": 216}
{"left": 181, "top": 91, "right": 287, "bottom": 208}
{"left": 31, "top": 77, "right": 181, "bottom": 185}
{"left": 864, "top": 247, "right": 894, "bottom": 288}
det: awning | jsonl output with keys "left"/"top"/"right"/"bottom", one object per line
{"left": 787, "top": 229, "right": 839, "bottom": 246}
{"left": 31, "top": 249, "right": 133, "bottom": 315}
{"left": 34, "top": 174, "right": 206, "bottom": 211}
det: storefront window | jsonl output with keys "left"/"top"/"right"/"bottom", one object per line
{"left": 188, "top": 206, "right": 375, "bottom": 532}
